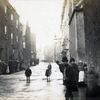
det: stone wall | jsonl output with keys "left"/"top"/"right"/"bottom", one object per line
{"left": 69, "top": 9, "right": 85, "bottom": 62}
{"left": 76, "top": 11, "right": 85, "bottom": 61}
{"left": 69, "top": 12, "right": 78, "bottom": 60}
{"left": 84, "top": 0, "right": 100, "bottom": 96}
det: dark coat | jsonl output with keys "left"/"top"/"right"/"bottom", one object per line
{"left": 59, "top": 64, "right": 64, "bottom": 74}
{"left": 45, "top": 68, "right": 51, "bottom": 77}
{"left": 66, "top": 63, "right": 79, "bottom": 82}
{"left": 58, "top": 63, "right": 68, "bottom": 74}
{"left": 25, "top": 68, "right": 32, "bottom": 77}
{"left": 65, "top": 63, "right": 79, "bottom": 91}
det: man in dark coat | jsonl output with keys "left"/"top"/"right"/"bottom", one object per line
{"left": 25, "top": 66, "right": 32, "bottom": 83}
{"left": 62, "top": 57, "right": 69, "bottom": 85}
{"left": 56, "top": 57, "right": 69, "bottom": 85}
{"left": 70, "top": 58, "right": 79, "bottom": 83}
{"left": 65, "top": 57, "right": 79, "bottom": 100}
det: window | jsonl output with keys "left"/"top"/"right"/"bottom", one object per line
{"left": 23, "top": 42, "right": 26, "bottom": 48}
{"left": 11, "top": 33, "right": 13, "bottom": 39}
{"left": 5, "top": 25, "right": 7, "bottom": 34}
{"left": 11, "top": 33, "right": 13, "bottom": 44}
{"left": 16, "top": 20, "right": 18, "bottom": 28}
{"left": 4, "top": 6, "right": 7, "bottom": 14}
{"left": 13, "top": 49, "right": 15, "bottom": 53}
{"left": 11, "top": 14, "right": 13, "bottom": 20}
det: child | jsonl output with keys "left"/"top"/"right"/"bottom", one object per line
{"left": 45, "top": 63, "right": 52, "bottom": 82}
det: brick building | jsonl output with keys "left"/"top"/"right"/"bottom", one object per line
{"left": 0, "top": 0, "right": 23, "bottom": 74}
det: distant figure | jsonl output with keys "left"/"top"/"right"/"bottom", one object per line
{"left": 25, "top": 66, "right": 32, "bottom": 83}
{"left": 45, "top": 63, "right": 52, "bottom": 82}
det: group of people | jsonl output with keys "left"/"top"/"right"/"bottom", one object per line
{"left": 25, "top": 63, "right": 52, "bottom": 83}
{"left": 44, "top": 57, "right": 79, "bottom": 99}
{"left": 24, "top": 57, "right": 79, "bottom": 100}
{"left": 56, "top": 57, "right": 79, "bottom": 100}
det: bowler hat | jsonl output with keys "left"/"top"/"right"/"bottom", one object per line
{"left": 62, "top": 57, "right": 68, "bottom": 62}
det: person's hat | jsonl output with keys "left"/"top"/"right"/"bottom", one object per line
{"left": 70, "top": 57, "right": 75, "bottom": 62}
{"left": 62, "top": 57, "right": 68, "bottom": 62}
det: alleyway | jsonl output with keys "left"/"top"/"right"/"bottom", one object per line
{"left": 0, "top": 62, "right": 86, "bottom": 100}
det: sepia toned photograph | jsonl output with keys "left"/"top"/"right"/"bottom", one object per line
{"left": 0, "top": 0, "right": 100, "bottom": 100}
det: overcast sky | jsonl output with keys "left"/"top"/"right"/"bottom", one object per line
{"left": 9, "top": 0, "right": 63, "bottom": 56}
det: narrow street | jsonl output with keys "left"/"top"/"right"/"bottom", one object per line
{"left": 0, "top": 62, "right": 86, "bottom": 100}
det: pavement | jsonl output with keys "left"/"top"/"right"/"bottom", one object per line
{"left": 0, "top": 62, "right": 87, "bottom": 100}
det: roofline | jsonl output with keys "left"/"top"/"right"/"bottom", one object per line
{"left": 69, "top": 7, "right": 83, "bottom": 25}
{"left": 7, "top": 0, "right": 19, "bottom": 17}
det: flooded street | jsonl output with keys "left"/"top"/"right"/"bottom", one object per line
{"left": 0, "top": 62, "right": 88, "bottom": 100}
{"left": 0, "top": 62, "right": 65, "bottom": 100}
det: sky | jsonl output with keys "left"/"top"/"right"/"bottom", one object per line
{"left": 9, "top": 0, "right": 63, "bottom": 58}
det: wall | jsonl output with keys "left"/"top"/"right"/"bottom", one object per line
{"left": 69, "top": 0, "right": 85, "bottom": 62}
{"left": 84, "top": 0, "right": 100, "bottom": 96}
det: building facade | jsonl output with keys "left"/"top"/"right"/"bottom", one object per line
{"left": 84, "top": 0, "right": 100, "bottom": 96}
{"left": 61, "top": 0, "right": 100, "bottom": 96}
{"left": 68, "top": 0, "right": 85, "bottom": 62}
{"left": 61, "top": 0, "right": 70, "bottom": 59}
{"left": 0, "top": 0, "right": 23, "bottom": 74}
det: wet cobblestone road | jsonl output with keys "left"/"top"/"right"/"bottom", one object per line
{"left": 0, "top": 62, "right": 87, "bottom": 100}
